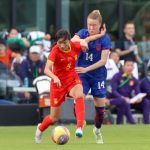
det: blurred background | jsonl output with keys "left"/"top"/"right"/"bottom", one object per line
{"left": 1, "top": 0, "right": 150, "bottom": 40}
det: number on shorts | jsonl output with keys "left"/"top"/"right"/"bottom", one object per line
{"left": 98, "top": 81, "right": 105, "bottom": 89}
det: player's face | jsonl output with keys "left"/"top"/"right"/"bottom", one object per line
{"left": 57, "top": 38, "right": 70, "bottom": 52}
{"left": 124, "top": 24, "right": 135, "bottom": 37}
{"left": 123, "top": 61, "right": 134, "bottom": 75}
{"left": 87, "top": 18, "right": 101, "bottom": 35}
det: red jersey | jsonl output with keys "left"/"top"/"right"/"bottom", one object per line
{"left": 48, "top": 42, "right": 82, "bottom": 106}
{"left": 48, "top": 42, "right": 81, "bottom": 84}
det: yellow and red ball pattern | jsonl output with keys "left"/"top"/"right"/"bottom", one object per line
{"left": 51, "top": 126, "right": 70, "bottom": 145}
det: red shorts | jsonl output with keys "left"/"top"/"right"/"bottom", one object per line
{"left": 50, "top": 78, "right": 81, "bottom": 107}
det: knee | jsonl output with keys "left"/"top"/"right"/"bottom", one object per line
{"left": 74, "top": 93, "right": 84, "bottom": 99}
{"left": 50, "top": 115, "right": 59, "bottom": 123}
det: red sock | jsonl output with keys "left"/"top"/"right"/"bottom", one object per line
{"left": 73, "top": 102, "right": 76, "bottom": 118}
{"left": 75, "top": 98, "right": 85, "bottom": 128}
{"left": 39, "top": 115, "right": 54, "bottom": 132}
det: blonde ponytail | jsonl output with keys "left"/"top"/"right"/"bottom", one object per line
{"left": 87, "top": 10, "right": 102, "bottom": 23}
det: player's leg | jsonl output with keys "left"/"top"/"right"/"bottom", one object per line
{"left": 91, "top": 79, "right": 106, "bottom": 144}
{"left": 35, "top": 87, "right": 65, "bottom": 143}
{"left": 93, "top": 97, "right": 105, "bottom": 144}
{"left": 35, "top": 106, "right": 61, "bottom": 143}
{"left": 69, "top": 84, "right": 85, "bottom": 138}
{"left": 72, "top": 76, "right": 90, "bottom": 126}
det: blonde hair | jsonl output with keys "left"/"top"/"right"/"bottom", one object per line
{"left": 87, "top": 10, "right": 102, "bottom": 23}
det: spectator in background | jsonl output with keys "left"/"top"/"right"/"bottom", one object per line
{"left": 8, "top": 42, "right": 26, "bottom": 79}
{"left": 109, "top": 51, "right": 139, "bottom": 79}
{"left": 105, "top": 51, "right": 120, "bottom": 94}
{"left": 7, "top": 27, "right": 30, "bottom": 48}
{"left": 140, "top": 65, "right": 150, "bottom": 102}
{"left": 30, "top": 33, "right": 51, "bottom": 49}
{"left": 106, "top": 59, "right": 150, "bottom": 124}
{"left": 20, "top": 45, "right": 45, "bottom": 85}
{"left": 42, "top": 33, "right": 52, "bottom": 59}
{"left": 19, "top": 45, "right": 45, "bottom": 103}
{"left": 105, "top": 52, "right": 119, "bottom": 81}
{"left": 0, "top": 39, "right": 11, "bottom": 69}
{"left": 109, "top": 51, "right": 121, "bottom": 68}
{"left": 115, "top": 21, "right": 143, "bottom": 64}
{"left": 30, "top": 33, "right": 52, "bottom": 61}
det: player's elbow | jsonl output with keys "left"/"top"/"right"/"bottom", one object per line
{"left": 71, "top": 35, "right": 81, "bottom": 42}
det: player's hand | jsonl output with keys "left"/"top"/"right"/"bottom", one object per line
{"left": 80, "top": 39, "right": 88, "bottom": 52}
{"left": 75, "top": 67, "right": 88, "bottom": 73}
{"left": 53, "top": 76, "right": 62, "bottom": 87}
{"left": 100, "top": 24, "right": 106, "bottom": 37}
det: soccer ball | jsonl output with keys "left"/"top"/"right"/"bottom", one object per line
{"left": 51, "top": 126, "right": 70, "bottom": 145}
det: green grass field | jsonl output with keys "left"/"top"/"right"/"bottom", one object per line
{"left": 0, "top": 124, "right": 150, "bottom": 150}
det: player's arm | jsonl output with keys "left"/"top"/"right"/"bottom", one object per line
{"left": 80, "top": 39, "right": 88, "bottom": 51}
{"left": 71, "top": 24, "right": 106, "bottom": 43}
{"left": 85, "top": 24, "right": 106, "bottom": 42}
{"left": 44, "top": 60, "right": 61, "bottom": 87}
{"left": 75, "top": 50, "right": 110, "bottom": 73}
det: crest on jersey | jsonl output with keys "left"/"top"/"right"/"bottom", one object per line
{"left": 96, "top": 44, "right": 101, "bottom": 51}
{"left": 129, "top": 80, "right": 134, "bottom": 86}
{"left": 54, "top": 98, "right": 58, "bottom": 104}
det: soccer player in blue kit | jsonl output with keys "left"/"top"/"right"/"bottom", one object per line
{"left": 72, "top": 10, "right": 111, "bottom": 144}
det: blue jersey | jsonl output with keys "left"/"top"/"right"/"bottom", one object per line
{"left": 76, "top": 29, "right": 111, "bottom": 98}
{"left": 76, "top": 29, "right": 111, "bottom": 79}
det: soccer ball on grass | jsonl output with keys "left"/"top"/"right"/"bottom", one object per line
{"left": 51, "top": 126, "right": 70, "bottom": 145}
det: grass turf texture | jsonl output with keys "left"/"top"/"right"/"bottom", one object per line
{"left": 0, "top": 125, "right": 150, "bottom": 150}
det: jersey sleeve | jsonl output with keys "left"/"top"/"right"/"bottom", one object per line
{"left": 48, "top": 47, "right": 57, "bottom": 63}
{"left": 101, "top": 33, "right": 111, "bottom": 50}
{"left": 71, "top": 42, "right": 81, "bottom": 54}
{"left": 75, "top": 29, "right": 88, "bottom": 39}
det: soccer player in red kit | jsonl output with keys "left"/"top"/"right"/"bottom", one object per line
{"left": 35, "top": 29, "right": 106, "bottom": 143}
{"left": 34, "top": 29, "right": 86, "bottom": 143}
